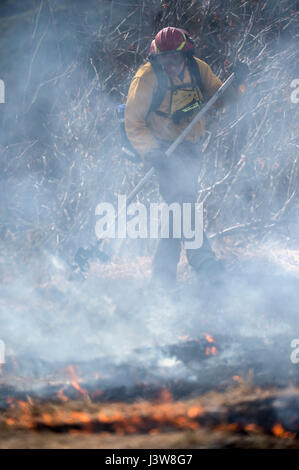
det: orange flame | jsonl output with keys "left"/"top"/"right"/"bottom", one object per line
{"left": 205, "top": 346, "right": 217, "bottom": 356}
{"left": 66, "top": 365, "right": 88, "bottom": 397}
{"left": 205, "top": 334, "right": 214, "bottom": 343}
{"left": 57, "top": 387, "right": 68, "bottom": 403}
{"left": 187, "top": 406, "right": 205, "bottom": 418}
{"left": 272, "top": 422, "right": 296, "bottom": 439}
{"left": 232, "top": 375, "right": 243, "bottom": 383}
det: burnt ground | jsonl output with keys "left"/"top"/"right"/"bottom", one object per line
{"left": 1, "top": 429, "right": 299, "bottom": 449}
{"left": 1, "top": 331, "right": 299, "bottom": 448}
{"left": 1, "top": 249, "right": 299, "bottom": 448}
{"left": 1, "top": 385, "right": 299, "bottom": 449}
{"left": 1, "top": 333, "right": 299, "bottom": 406}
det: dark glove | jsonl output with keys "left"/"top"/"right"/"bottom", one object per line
{"left": 233, "top": 60, "right": 249, "bottom": 86}
{"left": 145, "top": 149, "right": 168, "bottom": 172}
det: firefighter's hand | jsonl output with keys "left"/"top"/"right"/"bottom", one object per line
{"left": 145, "top": 149, "right": 168, "bottom": 172}
{"left": 233, "top": 60, "right": 249, "bottom": 86}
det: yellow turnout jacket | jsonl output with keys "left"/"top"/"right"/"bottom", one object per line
{"left": 124, "top": 57, "right": 222, "bottom": 158}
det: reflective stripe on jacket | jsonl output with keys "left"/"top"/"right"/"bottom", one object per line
{"left": 124, "top": 57, "right": 222, "bottom": 158}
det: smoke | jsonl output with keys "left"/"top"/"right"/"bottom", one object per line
{"left": 0, "top": 246, "right": 298, "bottom": 368}
{"left": 0, "top": 0, "right": 298, "bottom": 392}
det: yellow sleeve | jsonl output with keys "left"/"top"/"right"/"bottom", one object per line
{"left": 195, "top": 58, "right": 223, "bottom": 100}
{"left": 124, "top": 64, "right": 160, "bottom": 158}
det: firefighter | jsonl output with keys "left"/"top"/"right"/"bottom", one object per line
{"left": 125, "top": 27, "right": 247, "bottom": 288}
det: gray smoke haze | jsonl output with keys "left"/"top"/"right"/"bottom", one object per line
{"left": 0, "top": 0, "right": 298, "bottom": 389}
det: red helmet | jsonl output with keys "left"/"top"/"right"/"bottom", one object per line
{"left": 150, "top": 27, "right": 194, "bottom": 56}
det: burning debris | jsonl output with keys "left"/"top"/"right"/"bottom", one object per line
{"left": 1, "top": 326, "right": 299, "bottom": 447}
{"left": 1, "top": 384, "right": 299, "bottom": 448}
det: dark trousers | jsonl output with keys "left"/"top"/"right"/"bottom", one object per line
{"left": 152, "top": 142, "right": 216, "bottom": 285}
